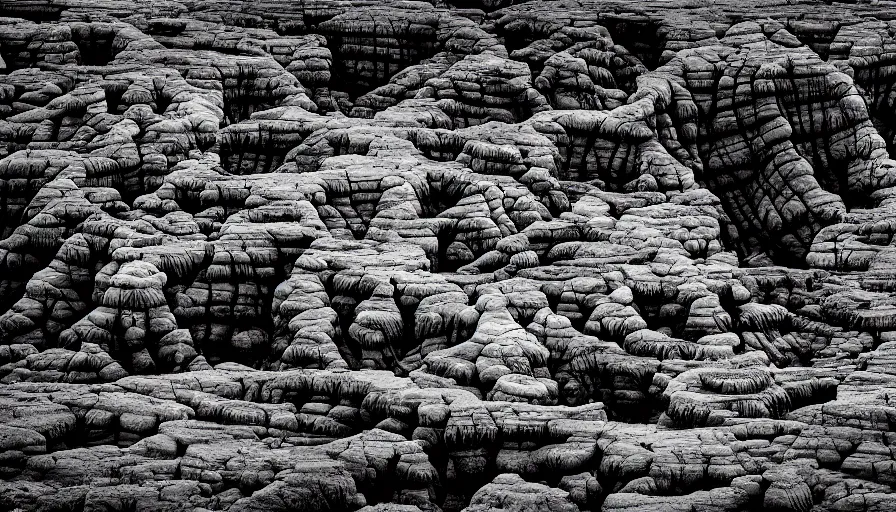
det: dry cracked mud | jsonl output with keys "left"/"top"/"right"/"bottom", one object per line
{"left": 2, "top": 0, "right": 896, "bottom": 511}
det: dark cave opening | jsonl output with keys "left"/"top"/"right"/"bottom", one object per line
{"left": 321, "top": 25, "right": 438, "bottom": 100}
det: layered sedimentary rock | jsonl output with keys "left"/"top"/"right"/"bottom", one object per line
{"left": 3, "top": 0, "right": 896, "bottom": 511}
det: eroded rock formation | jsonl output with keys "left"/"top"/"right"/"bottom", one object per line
{"left": 3, "top": 0, "right": 896, "bottom": 511}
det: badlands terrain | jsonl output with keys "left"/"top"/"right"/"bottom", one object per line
{"left": 1, "top": 0, "right": 896, "bottom": 510}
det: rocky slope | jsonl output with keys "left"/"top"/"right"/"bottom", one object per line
{"left": 2, "top": 0, "right": 896, "bottom": 510}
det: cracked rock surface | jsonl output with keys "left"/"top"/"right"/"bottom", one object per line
{"left": 3, "top": 0, "right": 896, "bottom": 511}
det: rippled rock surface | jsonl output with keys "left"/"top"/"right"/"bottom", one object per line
{"left": 3, "top": 0, "right": 896, "bottom": 510}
